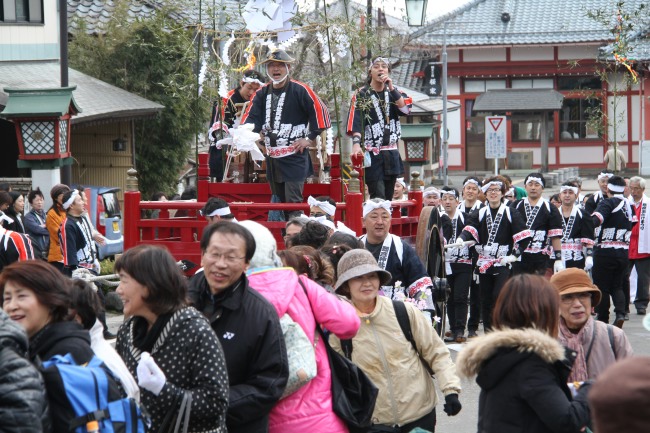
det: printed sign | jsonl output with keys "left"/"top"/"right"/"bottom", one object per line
{"left": 485, "top": 116, "right": 507, "bottom": 159}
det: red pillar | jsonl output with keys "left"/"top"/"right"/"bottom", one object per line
{"left": 408, "top": 189, "right": 423, "bottom": 218}
{"left": 345, "top": 190, "right": 364, "bottom": 236}
{"left": 123, "top": 190, "right": 141, "bottom": 250}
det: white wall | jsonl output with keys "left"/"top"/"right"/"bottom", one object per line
{"left": 449, "top": 147, "right": 462, "bottom": 166}
{"left": 607, "top": 94, "right": 629, "bottom": 143}
{"left": 559, "top": 146, "right": 603, "bottom": 164}
{"left": 510, "top": 47, "right": 554, "bottom": 61}
{"left": 463, "top": 48, "right": 507, "bottom": 62}
{"left": 557, "top": 46, "right": 598, "bottom": 60}
{"left": 447, "top": 109, "right": 461, "bottom": 145}
{"left": 0, "top": 1, "right": 59, "bottom": 61}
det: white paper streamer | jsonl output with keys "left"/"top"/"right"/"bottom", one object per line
{"left": 222, "top": 32, "right": 235, "bottom": 66}
{"left": 218, "top": 69, "right": 229, "bottom": 98}
{"left": 315, "top": 32, "right": 330, "bottom": 64}
{"left": 325, "top": 128, "right": 334, "bottom": 155}
{"left": 278, "top": 32, "right": 303, "bottom": 51}
{"left": 198, "top": 56, "right": 208, "bottom": 96}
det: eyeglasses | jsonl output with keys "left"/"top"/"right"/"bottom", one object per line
{"left": 486, "top": 188, "right": 502, "bottom": 194}
{"left": 205, "top": 251, "right": 245, "bottom": 265}
{"left": 560, "top": 292, "right": 592, "bottom": 304}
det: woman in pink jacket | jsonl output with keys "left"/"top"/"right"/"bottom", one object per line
{"left": 239, "top": 220, "right": 360, "bottom": 433}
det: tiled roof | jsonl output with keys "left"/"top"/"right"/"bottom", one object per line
{"left": 473, "top": 89, "right": 564, "bottom": 112}
{"left": 601, "top": 31, "right": 650, "bottom": 61}
{"left": 409, "top": 0, "right": 648, "bottom": 47}
{"left": 0, "top": 62, "right": 164, "bottom": 125}
{"left": 68, "top": 0, "right": 244, "bottom": 35}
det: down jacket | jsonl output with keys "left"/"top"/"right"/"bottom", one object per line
{"left": 330, "top": 296, "right": 461, "bottom": 427}
{"left": 457, "top": 328, "right": 592, "bottom": 433}
{"left": 0, "top": 310, "right": 49, "bottom": 433}
{"left": 248, "top": 268, "right": 360, "bottom": 433}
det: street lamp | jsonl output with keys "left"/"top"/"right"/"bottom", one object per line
{"left": 404, "top": 0, "right": 428, "bottom": 27}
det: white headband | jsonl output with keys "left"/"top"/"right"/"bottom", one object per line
{"left": 423, "top": 188, "right": 440, "bottom": 198}
{"left": 242, "top": 76, "right": 265, "bottom": 86}
{"left": 463, "top": 179, "right": 480, "bottom": 188}
{"left": 63, "top": 190, "right": 80, "bottom": 210}
{"left": 207, "top": 206, "right": 233, "bottom": 217}
{"left": 307, "top": 196, "right": 336, "bottom": 216}
{"left": 598, "top": 172, "right": 615, "bottom": 181}
{"left": 526, "top": 176, "right": 545, "bottom": 187}
{"left": 396, "top": 178, "right": 407, "bottom": 189}
{"left": 308, "top": 215, "right": 335, "bottom": 231}
{"left": 481, "top": 181, "right": 503, "bottom": 193}
{"left": 369, "top": 57, "right": 390, "bottom": 70}
{"left": 560, "top": 185, "right": 579, "bottom": 194}
{"left": 441, "top": 189, "right": 458, "bottom": 199}
{"left": 505, "top": 187, "right": 515, "bottom": 197}
{"left": 608, "top": 184, "right": 625, "bottom": 193}
{"left": 363, "top": 200, "right": 392, "bottom": 218}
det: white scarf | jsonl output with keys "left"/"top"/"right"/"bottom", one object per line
{"left": 635, "top": 194, "right": 650, "bottom": 254}
{"left": 307, "top": 196, "right": 336, "bottom": 216}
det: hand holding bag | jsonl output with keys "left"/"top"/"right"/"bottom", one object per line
{"left": 158, "top": 391, "right": 192, "bottom": 433}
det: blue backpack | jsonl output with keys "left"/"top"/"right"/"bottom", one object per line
{"left": 41, "top": 354, "right": 147, "bottom": 433}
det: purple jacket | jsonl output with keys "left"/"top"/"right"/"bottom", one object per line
{"left": 248, "top": 268, "right": 360, "bottom": 433}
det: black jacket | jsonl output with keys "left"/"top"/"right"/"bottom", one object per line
{"left": 189, "top": 272, "right": 289, "bottom": 433}
{"left": 457, "top": 328, "right": 591, "bottom": 433}
{"left": 117, "top": 306, "right": 229, "bottom": 433}
{"left": 29, "top": 321, "right": 95, "bottom": 433}
{"left": 0, "top": 310, "right": 50, "bottom": 433}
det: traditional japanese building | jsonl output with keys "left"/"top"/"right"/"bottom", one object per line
{"left": 400, "top": 0, "right": 650, "bottom": 172}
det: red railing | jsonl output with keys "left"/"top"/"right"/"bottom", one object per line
{"left": 123, "top": 153, "right": 423, "bottom": 268}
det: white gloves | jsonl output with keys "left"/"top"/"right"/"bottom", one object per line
{"left": 449, "top": 239, "right": 465, "bottom": 249}
{"left": 554, "top": 260, "right": 566, "bottom": 274}
{"left": 584, "top": 256, "right": 593, "bottom": 271}
{"left": 137, "top": 352, "right": 166, "bottom": 396}
{"left": 499, "top": 255, "right": 517, "bottom": 266}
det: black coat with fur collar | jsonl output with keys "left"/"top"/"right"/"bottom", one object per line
{"left": 457, "top": 328, "right": 591, "bottom": 433}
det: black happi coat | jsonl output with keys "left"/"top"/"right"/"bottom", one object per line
{"left": 459, "top": 203, "right": 532, "bottom": 274}
{"left": 459, "top": 200, "right": 484, "bottom": 215}
{"left": 442, "top": 211, "right": 473, "bottom": 272}
{"left": 560, "top": 205, "right": 595, "bottom": 268}
{"left": 584, "top": 191, "right": 605, "bottom": 215}
{"left": 592, "top": 196, "right": 633, "bottom": 259}
{"left": 346, "top": 86, "right": 412, "bottom": 181}
{"left": 512, "top": 198, "right": 563, "bottom": 263}
{"left": 243, "top": 80, "right": 330, "bottom": 182}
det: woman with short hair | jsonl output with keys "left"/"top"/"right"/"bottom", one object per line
{"left": 2, "top": 260, "right": 95, "bottom": 432}
{"left": 330, "top": 249, "right": 462, "bottom": 432}
{"left": 115, "top": 244, "right": 228, "bottom": 433}
{"left": 457, "top": 274, "right": 592, "bottom": 433}
{"left": 24, "top": 188, "right": 49, "bottom": 260}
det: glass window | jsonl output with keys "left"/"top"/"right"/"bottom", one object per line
{"left": 15, "top": 0, "right": 27, "bottom": 21}
{"left": 512, "top": 78, "right": 554, "bottom": 89}
{"left": 464, "top": 79, "right": 506, "bottom": 93}
{"left": 101, "top": 192, "right": 122, "bottom": 218}
{"left": 465, "top": 80, "right": 486, "bottom": 93}
{"left": 511, "top": 113, "right": 554, "bottom": 142}
{"left": 560, "top": 98, "right": 602, "bottom": 140}
{"left": 557, "top": 76, "right": 602, "bottom": 90}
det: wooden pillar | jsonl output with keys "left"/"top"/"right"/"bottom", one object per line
{"left": 408, "top": 171, "right": 423, "bottom": 217}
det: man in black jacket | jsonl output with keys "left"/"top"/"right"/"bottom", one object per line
{"left": 188, "top": 221, "right": 288, "bottom": 433}
{"left": 0, "top": 309, "right": 49, "bottom": 433}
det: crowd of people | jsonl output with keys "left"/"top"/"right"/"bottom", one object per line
{"left": 1, "top": 49, "right": 650, "bottom": 433}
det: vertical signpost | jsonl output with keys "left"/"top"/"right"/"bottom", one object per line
{"left": 485, "top": 116, "right": 507, "bottom": 175}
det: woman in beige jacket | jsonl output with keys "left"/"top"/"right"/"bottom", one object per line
{"left": 330, "top": 249, "right": 462, "bottom": 433}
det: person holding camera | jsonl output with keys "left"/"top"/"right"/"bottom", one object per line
{"left": 348, "top": 57, "right": 413, "bottom": 200}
